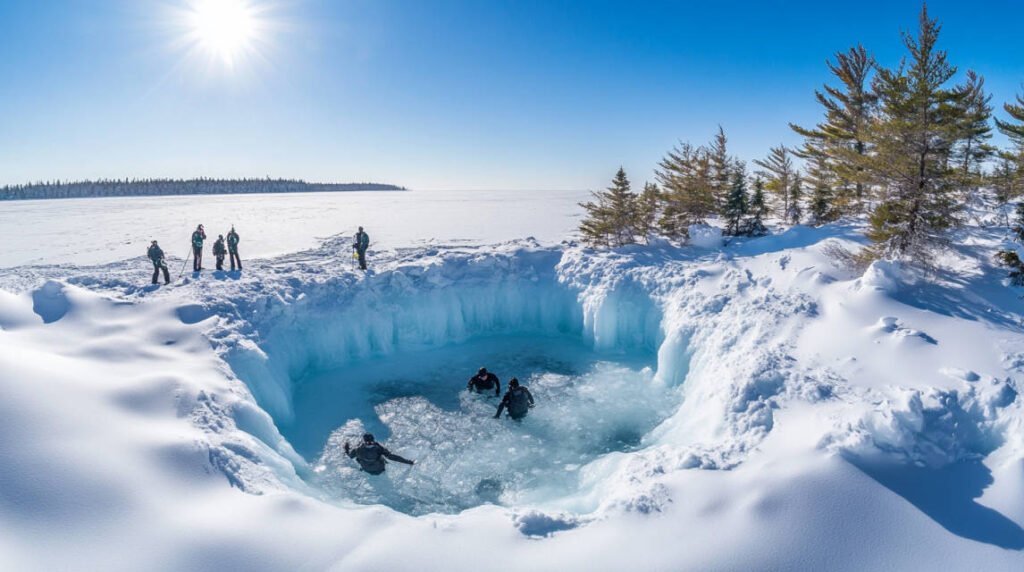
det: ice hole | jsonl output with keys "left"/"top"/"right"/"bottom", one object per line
{"left": 282, "top": 335, "right": 679, "bottom": 516}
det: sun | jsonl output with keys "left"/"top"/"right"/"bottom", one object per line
{"left": 185, "top": 0, "right": 262, "bottom": 68}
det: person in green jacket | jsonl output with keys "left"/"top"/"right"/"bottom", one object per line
{"left": 191, "top": 224, "right": 206, "bottom": 272}
{"left": 353, "top": 226, "right": 370, "bottom": 270}
{"left": 226, "top": 226, "right": 242, "bottom": 271}
{"left": 213, "top": 235, "right": 227, "bottom": 271}
{"left": 147, "top": 240, "right": 170, "bottom": 285}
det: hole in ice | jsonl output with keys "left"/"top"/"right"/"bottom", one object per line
{"left": 281, "top": 336, "right": 678, "bottom": 516}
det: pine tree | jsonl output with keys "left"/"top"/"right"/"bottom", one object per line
{"left": 790, "top": 45, "right": 877, "bottom": 214}
{"left": 991, "top": 157, "right": 1021, "bottom": 223}
{"left": 997, "top": 89, "right": 1024, "bottom": 191}
{"left": 809, "top": 181, "right": 834, "bottom": 226}
{"left": 996, "top": 90, "right": 1024, "bottom": 150}
{"left": 952, "top": 70, "right": 995, "bottom": 194}
{"left": 723, "top": 165, "right": 749, "bottom": 236}
{"left": 635, "top": 182, "right": 662, "bottom": 244}
{"left": 579, "top": 167, "right": 638, "bottom": 247}
{"left": 787, "top": 172, "right": 804, "bottom": 225}
{"left": 709, "top": 126, "right": 734, "bottom": 210}
{"left": 1012, "top": 201, "right": 1024, "bottom": 243}
{"left": 746, "top": 177, "right": 769, "bottom": 236}
{"left": 754, "top": 145, "right": 795, "bottom": 221}
{"left": 656, "top": 143, "right": 715, "bottom": 239}
{"left": 863, "top": 4, "right": 965, "bottom": 260}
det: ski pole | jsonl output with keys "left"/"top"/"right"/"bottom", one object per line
{"left": 177, "top": 248, "right": 192, "bottom": 279}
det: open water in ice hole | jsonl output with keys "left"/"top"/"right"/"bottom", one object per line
{"left": 283, "top": 336, "right": 680, "bottom": 515}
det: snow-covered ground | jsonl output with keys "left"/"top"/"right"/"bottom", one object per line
{"left": 0, "top": 189, "right": 590, "bottom": 267}
{"left": 1, "top": 194, "right": 1023, "bottom": 571}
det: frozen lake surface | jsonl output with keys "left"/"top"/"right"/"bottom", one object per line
{"left": 0, "top": 189, "right": 590, "bottom": 268}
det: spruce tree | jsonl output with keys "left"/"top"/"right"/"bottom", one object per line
{"left": 863, "top": 4, "right": 965, "bottom": 260}
{"left": 579, "top": 167, "right": 638, "bottom": 247}
{"left": 746, "top": 177, "right": 769, "bottom": 236}
{"left": 656, "top": 143, "right": 715, "bottom": 239}
{"left": 787, "top": 172, "right": 804, "bottom": 225}
{"left": 723, "top": 166, "right": 749, "bottom": 236}
{"left": 790, "top": 45, "right": 877, "bottom": 214}
{"left": 754, "top": 145, "right": 795, "bottom": 221}
{"left": 635, "top": 182, "right": 662, "bottom": 244}
{"left": 809, "top": 181, "right": 834, "bottom": 226}
{"left": 952, "top": 70, "right": 995, "bottom": 194}
{"left": 709, "top": 126, "right": 733, "bottom": 210}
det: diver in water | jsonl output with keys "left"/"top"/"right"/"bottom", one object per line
{"left": 344, "top": 433, "right": 414, "bottom": 475}
{"left": 494, "top": 378, "right": 535, "bottom": 420}
{"left": 467, "top": 367, "right": 501, "bottom": 396}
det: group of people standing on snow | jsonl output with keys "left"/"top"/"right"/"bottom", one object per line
{"left": 344, "top": 367, "right": 536, "bottom": 475}
{"left": 146, "top": 225, "right": 241, "bottom": 285}
{"left": 190, "top": 225, "right": 242, "bottom": 273}
{"left": 145, "top": 225, "right": 371, "bottom": 284}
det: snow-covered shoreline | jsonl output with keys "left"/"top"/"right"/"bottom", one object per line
{"left": 2, "top": 221, "right": 1023, "bottom": 570}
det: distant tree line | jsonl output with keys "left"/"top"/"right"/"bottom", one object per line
{"left": 0, "top": 177, "right": 405, "bottom": 201}
{"left": 580, "top": 4, "right": 1024, "bottom": 280}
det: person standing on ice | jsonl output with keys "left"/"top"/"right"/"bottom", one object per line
{"left": 212, "top": 235, "right": 227, "bottom": 271}
{"left": 353, "top": 226, "right": 370, "bottom": 270}
{"left": 494, "top": 378, "right": 535, "bottom": 420}
{"left": 468, "top": 367, "right": 501, "bottom": 396}
{"left": 191, "top": 224, "right": 206, "bottom": 272}
{"left": 227, "top": 226, "right": 242, "bottom": 271}
{"left": 147, "top": 240, "right": 170, "bottom": 285}
{"left": 344, "top": 433, "right": 414, "bottom": 475}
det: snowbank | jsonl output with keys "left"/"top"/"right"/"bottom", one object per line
{"left": 1, "top": 218, "right": 1023, "bottom": 570}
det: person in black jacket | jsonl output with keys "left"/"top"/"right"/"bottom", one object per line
{"left": 227, "top": 226, "right": 242, "bottom": 271}
{"left": 147, "top": 240, "right": 170, "bottom": 285}
{"left": 344, "top": 433, "right": 414, "bottom": 475}
{"left": 191, "top": 224, "right": 206, "bottom": 271}
{"left": 467, "top": 367, "right": 501, "bottom": 396}
{"left": 213, "top": 235, "right": 227, "bottom": 271}
{"left": 494, "top": 378, "right": 535, "bottom": 420}
{"left": 353, "top": 226, "right": 370, "bottom": 270}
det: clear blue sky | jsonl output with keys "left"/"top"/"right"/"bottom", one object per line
{"left": 1, "top": 0, "right": 1022, "bottom": 190}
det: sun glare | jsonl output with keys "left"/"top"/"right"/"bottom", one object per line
{"left": 185, "top": 0, "right": 262, "bottom": 68}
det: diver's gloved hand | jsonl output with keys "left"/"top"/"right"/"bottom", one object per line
{"left": 529, "top": 404, "right": 535, "bottom": 408}
{"left": 343, "top": 442, "right": 351, "bottom": 454}
{"left": 493, "top": 413, "right": 501, "bottom": 419}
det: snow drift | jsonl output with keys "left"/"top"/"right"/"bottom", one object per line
{"left": 1, "top": 221, "right": 1023, "bottom": 570}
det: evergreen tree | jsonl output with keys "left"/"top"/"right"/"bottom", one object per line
{"left": 863, "top": 4, "right": 966, "bottom": 260}
{"left": 579, "top": 167, "right": 638, "bottom": 247}
{"left": 995, "top": 250, "right": 1024, "bottom": 286}
{"left": 952, "top": 70, "right": 995, "bottom": 194}
{"left": 746, "top": 177, "right": 769, "bottom": 236}
{"left": 1012, "top": 201, "right": 1024, "bottom": 243}
{"left": 996, "top": 89, "right": 1024, "bottom": 189}
{"left": 790, "top": 45, "right": 877, "bottom": 214}
{"left": 991, "top": 157, "right": 1022, "bottom": 224}
{"left": 635, "top": 182, "right": 662, "bottom": 244}
{"left": 709, "top": 126, "right": 734, "bottom": 210}
{"left": 723, "top": 165, "right": 749, "bottom": 236}
{"left": 996, "top": 89, "right": 1024, "bottom": 150}
{"left": 754, "top": 145, "right": 796, "bottom": 221}
{"left": 809, "top": 181, "right": 835, "bottom": 226}
{"left": 656, "top": 143, "right": 715, "bottom": 239}
{"left": 787, "top": 172, "right": 804, "bottom": 225}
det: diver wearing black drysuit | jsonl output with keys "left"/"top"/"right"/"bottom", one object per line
{"left": 494, "top": 378, "right": 535, "bottom": 420}
{"left": 467, "top": 367, "right": 501, "bottom": 396}
{"left": 344, "top": 433, "right": 414, "bottom": 475}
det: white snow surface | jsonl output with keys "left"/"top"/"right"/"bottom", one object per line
{"left": 1, "top": 201, "right": 1024, "bottom": 570}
